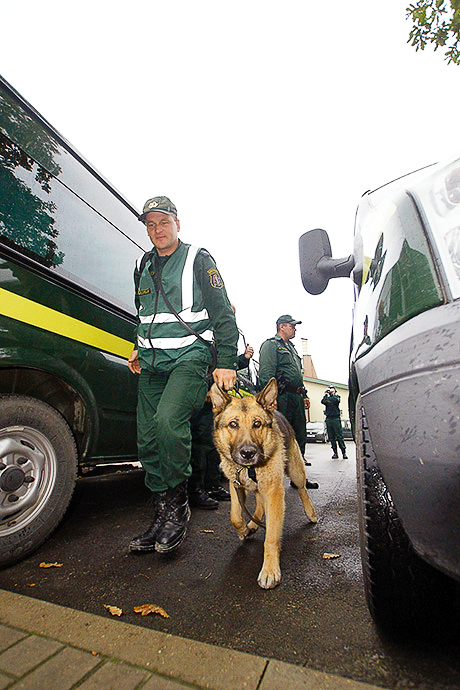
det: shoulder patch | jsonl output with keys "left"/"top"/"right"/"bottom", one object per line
{"left": 138, "top": 288, "right": 151, "bottom": 295}
{"left": 207, "top": 268, "right": 223, "bottom": 289}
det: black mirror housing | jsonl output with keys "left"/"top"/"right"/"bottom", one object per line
{"left": 299, "top": 229, "right": 355, "bottom": 295}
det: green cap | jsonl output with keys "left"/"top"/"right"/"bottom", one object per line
{"left": 276, "top": 314, "right": 302, "bottom": 326}
{"left": 139, "top": 196, "right": 177, "bottom": 223}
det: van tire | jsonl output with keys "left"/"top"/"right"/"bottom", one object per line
{"left": 0, "top": 395, "right": 77, "bottom": 568}
{"left": 356, "top": 397, "right": 460, "bottom": 637}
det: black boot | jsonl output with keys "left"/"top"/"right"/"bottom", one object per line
{"left": 155, "top": 483, "right": 191, "bottom": 553}
{"left": 306, "top": 479, "right": 319, "bottom": 490}
{"left": 207, "top": 485, "right": 231, "bottom": 501}
{"left": 129, "top": 490, "right": 168, "bottom": 552}
{"left": 189, "top": 485, "right": 219, "bottom": 509}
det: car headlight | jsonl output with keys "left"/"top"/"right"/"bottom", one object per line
{"left": 412, "top": 154, "right": 460, "bottom": 297}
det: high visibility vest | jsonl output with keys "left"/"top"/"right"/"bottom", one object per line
{"left": 135, "top": 243, "right": 213, "bottom": 369}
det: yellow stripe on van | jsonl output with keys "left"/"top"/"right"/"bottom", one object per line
{"left": 0, "top": 288, "right": 133, "bottom": 359}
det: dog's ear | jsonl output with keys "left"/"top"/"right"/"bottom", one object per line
{"left": 256, "top": 377, "right": 278, "bottom": 412}
{"left": 209, "top": 382, "right": 232, "bottom": 415}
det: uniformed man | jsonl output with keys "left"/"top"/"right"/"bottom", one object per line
{"left": 259, "top": 315, "right": 318, "bottom": 489}
{"left": 321, "top": 386, "right": 348, "bottom": 459}
{"left": 128, "top": 196, "right": 238, "bottom": 554}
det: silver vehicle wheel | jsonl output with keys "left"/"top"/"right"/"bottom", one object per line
{"left": 0, "top": 396, "right": 77, "bottom": 567}
{"left": 1, "top": 425, "right": 59, "bottom": 534}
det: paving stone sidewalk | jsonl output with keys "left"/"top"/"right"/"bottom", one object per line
{"left": 0, "top": 589, "right": 383, "bottom": 690}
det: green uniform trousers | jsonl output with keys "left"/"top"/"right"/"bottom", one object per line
{"left": 325, "top": 417, "right": 346, "bottom": 454}
{"left": 277, "top": 391, "right": 307, "bottom": 456}
{"left": 190, "top": 401, "right": 221, "bottom": 490}
{"left": 137, "top": 360, "right": 209, "bottom": 493}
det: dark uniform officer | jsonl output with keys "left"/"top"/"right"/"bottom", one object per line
{"left": 128, "top": 196, "right": 238, "bottom": 554}
{"left": 259, "top": 315, "right": 318, "bottom": 489}
{"left": 321, "top": 386, "right": 348, "bottom": 459}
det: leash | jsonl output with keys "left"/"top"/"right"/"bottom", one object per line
{"left": 233, "top": 466, "right": 266, "bottom": 530}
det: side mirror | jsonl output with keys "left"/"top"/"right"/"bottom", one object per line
{"left": 299, "top": 229, "right": 355, "bottom": 295}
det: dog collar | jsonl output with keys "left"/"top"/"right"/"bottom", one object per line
{"left": 235, "top": 466, "right": 257, "bottom": 485}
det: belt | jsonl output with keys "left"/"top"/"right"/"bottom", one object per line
{"left": 282, "top": 382, "right": 304, "bottom": 395}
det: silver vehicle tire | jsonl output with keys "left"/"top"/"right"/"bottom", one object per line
{"left": 356, "top": 396, "right": 460, "bottom": 637}
{"left": 0, "top": 395, "right": 77, "bottom": 568}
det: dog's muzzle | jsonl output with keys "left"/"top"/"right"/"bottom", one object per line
{"left": 233, "top": 444, "right": 261, "bottom": 467}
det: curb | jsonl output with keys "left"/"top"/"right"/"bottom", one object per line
{"left": 0, "top": 589, "right": 384, "bottom": 690}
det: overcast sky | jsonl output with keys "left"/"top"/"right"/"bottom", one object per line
{"left": 1, "top": 0, "right": 458, "bottom": 384}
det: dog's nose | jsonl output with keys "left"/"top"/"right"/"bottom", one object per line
{"left": 240, "top": 447, "right": 256, "bottom": 461}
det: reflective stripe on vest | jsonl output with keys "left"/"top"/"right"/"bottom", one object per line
{"left": 136, "top": 245, "right": 212, "bottom": 351}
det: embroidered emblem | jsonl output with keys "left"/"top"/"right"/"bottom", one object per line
{"left": 207, "top": 268, "right": 223, "bottom": 289}
{"left": 148, "top": 200, "right": 159, "bottom": 209}
{"left": 138, "top": 288, "right": 151, "bottom": 295}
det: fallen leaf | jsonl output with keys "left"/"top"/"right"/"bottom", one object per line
{"left": 39, "top": 562, "right": 63, "bottom": 568}
{"left": 134, "top": 604, "right": 169, "bottom": 618}
{"left": 201, "top": 529, "right": 214, "bottom": 533}
{"left": 103, "top": 604, "right": 123, "bottom": 617}
{"left": 26, "top": 583, "right": 36, "bottom": 587}
{"left": 322, "top": 553, "right": 341, "bottom": 560}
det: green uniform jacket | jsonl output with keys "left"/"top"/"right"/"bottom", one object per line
{"left": 134, "top": 240, "right": 238, "bottom": 373}
{"left": 321, "top": 393, "right": 341, "bottom": 417}
{"left": 259, "top": 333, "right": 304, "bottom": 390}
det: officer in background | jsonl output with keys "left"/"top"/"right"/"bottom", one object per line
{"left": 128, "top": 196, "right": 238, "bottom": 554}
{"left": 259, "top": 315, "right": 318, "bottom": 489}
{"left": 321, "top": 386, "right": 348, "bottom": 459}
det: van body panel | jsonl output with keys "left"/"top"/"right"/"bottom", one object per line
{"left": 0, "top": 75, "right": 148, "bottom": 464}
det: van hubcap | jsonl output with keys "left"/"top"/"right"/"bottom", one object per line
{"left": 0, "top": 426, "right": 57, "bottom": 534}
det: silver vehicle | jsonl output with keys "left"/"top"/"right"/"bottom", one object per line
{"left": 306, "top": 421, "right": 326, "bottom": 443}
{"left": 299, "top": 153, "right": 460, "bottom": 636}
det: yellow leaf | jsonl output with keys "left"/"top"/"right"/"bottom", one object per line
{"left": 322, "top": 553, "right": 341, "bottom": 560}
{"left": 201, "top": 529, "right": 214, "bottom": 533}
{"left": 39, "top": 562, "right": 63, "bottom": 568}
{"left": 103, "top": 604, "right": 123, "bottom": 617}
{"left": 134, "top": 604, "right": 169, "bottom": 618}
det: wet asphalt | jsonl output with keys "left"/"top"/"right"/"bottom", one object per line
{"left": 1, "top": 441, "right": 460, "bottom": 690}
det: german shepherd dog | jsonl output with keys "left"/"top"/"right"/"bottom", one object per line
{"left": 209, "top": 377, "right": 317, "bottom": 589}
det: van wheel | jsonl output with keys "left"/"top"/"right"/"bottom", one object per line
{"left": 0, "top": 396, "right": 77, "bottom": 568}
{"left": 356, "top": 397, "right": 460, "bottom": 637}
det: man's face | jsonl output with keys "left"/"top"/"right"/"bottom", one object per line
{"left": 145, "top": 211, "right": 180, "bottom": 256}
{"left": 280, "top": 322, "right": 296, "bottom": 340}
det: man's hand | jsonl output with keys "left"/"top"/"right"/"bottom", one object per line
{"left": 213, "top": 368, "right": 236, "bottom": 391}
{"left": 128, "top": 349, "right": 141, "bottom": 374}
{"left": 244, "top": 344, "right": 254, "bottom": 360}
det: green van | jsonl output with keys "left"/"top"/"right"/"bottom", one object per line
{"left": 0, "top": 75, "right": 149, "bottom": 567}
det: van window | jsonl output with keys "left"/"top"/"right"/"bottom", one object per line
{"left": 0, "top": 131, "right": 147, "bottom": 314}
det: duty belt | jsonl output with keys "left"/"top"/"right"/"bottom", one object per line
{"left": 282, "top": 381, "right": 304, "bottom": 395}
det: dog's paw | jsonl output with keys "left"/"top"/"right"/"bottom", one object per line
{"left": 308, "top": 509, "right": 318, "bottom": 524}
{"left": 246, "top": 521, "right": 260, "bottom": 533}
{"left": 257, "top": 567, "right": 282, "bottom": 589}
{"left": 244, "top": 526, "right": 257, "bottom": 539}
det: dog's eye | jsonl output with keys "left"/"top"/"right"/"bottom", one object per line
{"left": 253, "top": 419, "right": 262, "bottom": 428}
{"left": 228, "top": 420, "right": 239, "bottom": 429}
